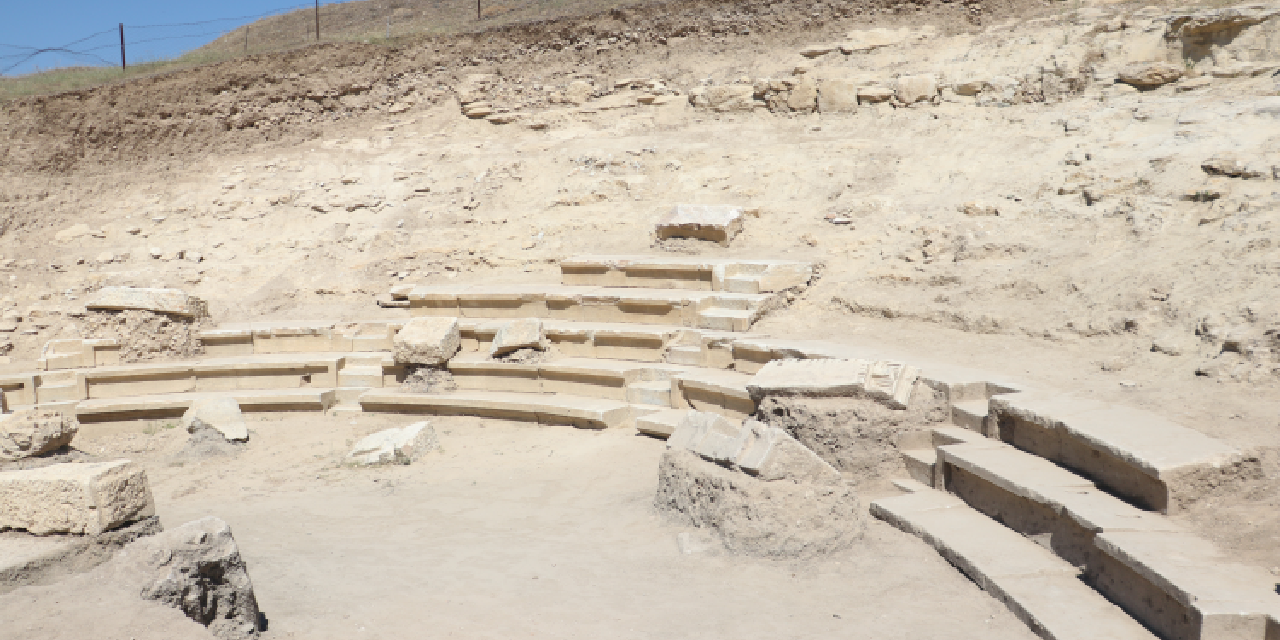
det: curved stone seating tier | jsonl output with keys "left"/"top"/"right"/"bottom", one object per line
{"left": 447, "top": 354, "right": 755, "bottom": 420}
{"left": 556, "top": 255, "right": 814, "bottom": 293}
{"left": 358, "top": 389, "right": 653, "bottom": 430}
{"left": 75, "top": 389, "right": 336, "bottom": 422}
{"left": 400, "top": 284, "right": 775, "bottom": 331}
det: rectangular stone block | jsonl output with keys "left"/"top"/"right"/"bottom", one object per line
{"left": 85, "top": 287, "right": 203, "bottom": 317}
{"left": 0, "top": 461, "right": 155, "bottom": 535}
{"left": 654, "top": 205, "right": 745, "bottom": 246}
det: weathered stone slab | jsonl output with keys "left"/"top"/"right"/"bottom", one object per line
{"left": 85, "top": 287, "right": 204, "bottom": 317}
{"left": 179, "top": 397, "right": 247, "bottom": 443}
{"left": 394, "top": 317, "right": 461, "bottom": 365}
{"left": 0, "top": 408, "right": 78, "bottom": 461}
{"left": 1117, "top": 62, "right": 1183, "bottom": 88}
{"left": 747, "top": 358, "right": 919, "bottom": 409}
{"left": 654, "top": 205, "right": 745, "bottom": 246}
{"left": 818, "top": 79, "right": 859, "bottom": 113}
{"left": 0, "top": 460, "right": 155, "bottom": 535}
{"left": 490, "top": 318, "right": 547, "bottom": 357}
{"left": 346, "top": 421, "right": 438, "bottom": 466}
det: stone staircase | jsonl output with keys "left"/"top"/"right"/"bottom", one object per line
{"left": 879, "top": 391, "right": 1276, "bottom": 640}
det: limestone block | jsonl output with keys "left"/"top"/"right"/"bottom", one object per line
{"left": 786, "top": 76, "right": 818, "bottom": 113}
{"left": 896, "top": 74, "right": 937, "bottom": 104}
{"left": 953, "top": 78, "right": 989, "bottom": 96}
{"left": 739, "top": 421, "right": 842, "bottom": 485}
{"left": 0, "top": 408, "right": 78, "bottom": 461}
{"left": 490, "top": 318, "right": 547, "bottom": 357}
{"left": 346, "top": 421, "right": 438, "bottom": 466}
{"left": 394, "top": 317, "right": 461, "bottom": 365}
{"left": 857, "top": 86, "right": 894, "bottom": 104}
{"left": 564, "top": 80, "right": 594, "bottom": 105}
{"left": 85, "top": 286, "right": 203, "bottom": 317}
{"left": 0, "top": 461, "right": 155, "bottom": 535}
{"left": 655, "top": 204, "right": 745, "bottom": 246}
{"left": 179, "top": 397, "right": 248, "bottom": 443}
{"left": 690, "top": 85, "right": 756, "bottom": 112}
{"left": 817, "top": 79, "right": 859, "bottom": 113}
{"left": 1116, "top": 62, "right": 1183, "bottom": 88}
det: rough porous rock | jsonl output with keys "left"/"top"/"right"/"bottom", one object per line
{"left": 105, "top": 516, "right": 261, "bottom": 640}
{"left": 655, "top": 448, "right": 862, "bottom": 558}
{"left": 755, "top": 382, "right": 948, "bottom": 479}
{"left": 0, "top": 460, "right": 156, "bottom": 535}
{"left": 180, "top": 398, "right": 248, "bottom": 443}
{"left": 1117, "top": 62, "right": 1184, "bottom": 88}
{"left": 393, "top": 317, "right": 461, "bottom": 365}
{"left": 490, "top": 318, "right": 547, "bottom": 357}
{"left": 0, "top": 408, "right": 78, "bottom": 461}
{"left": 79, "top": 309, "right": 204, "bottom": 363}
{"left": 346, "top": 421, "right": 438, "bottom": 466}
{"left": 689, "top": 84, "right": 756, "bottom": 112}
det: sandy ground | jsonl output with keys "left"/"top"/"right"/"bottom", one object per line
{"left": 0, "top": 413, "right": 1038, "bottom": 640}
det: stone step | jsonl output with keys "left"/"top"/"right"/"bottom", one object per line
{"left": 558, "top": 255, "right": 812, "bottom": 293}
{"left": 627, "top": 380, "right": 674, "bottom": 406}
{"left": 202, "top": 320, "right": 403, "bottom": 356}
{"left": 403, "top": 283, "right": 775, "bottom": 331}
{"left": 951, "top": 398, "right": 990, "bottom": 433}
{"left": 991, "top": 391, "right": 1243, "bottom": 514}
{"left": 871, "top": 485, "right": 1160, "bottom": 640}
{"left": 337, "top": 366, "right": 385, "bottom": 388}
{"left": 937, "top": 440, "right": 1280, "bottom": 640}
{"left": 697, "top": 309, "right": 758, "bottom": 332}
{"left": 74, "top": 388, "right": 336, "bottom": 422}
{"left": 358, "top": 389, "right": 653, "bottom": 430}
{"left": 635, "top": 408, "right": 691, "bottom": 438}
{"left": 445, "top": 354, "right": 753, "bottom": 418}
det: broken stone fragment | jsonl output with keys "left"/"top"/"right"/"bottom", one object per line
{"left": 0, "top": 408, "right": 78, "bottom": 461}
{"left": 895, "top": 74, "right": 937, "bottom": 104}
{"left": 346, "top": 421, "right": 438, "bottom": 466}
{"left": 490, "top": 318, "right": 547, "bottom": 357}
{"left": 180, "top": 397, "right": 248, "bottom": 443}
{"left": 393, "top": 316, "right": 461, "bottom": 366}
{"left": 106, "top": 516, "right": 261, "bottom": 640}
{"left": 1116, "top": 62, "right": 1183, "bottom": 88}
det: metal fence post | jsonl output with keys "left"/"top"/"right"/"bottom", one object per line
{"left": 315, "top": 0, "right": 320, "bottom": 41}
{"left": 118, "top": 23, "right": 126, "bottom": 69}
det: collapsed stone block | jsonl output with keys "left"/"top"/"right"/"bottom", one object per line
{"left": 654, "top": 204, "right": 745, "bottom": 246}
{"left": 346, "top": 421, "right": 438, "bottom": 466}
{"left": 655, "top": 445, "right": 860, "bottom": 558}
{"left": 0, "top": 460, "right": 155, "bottom": 535}
{"left": 490, "top": 318, "right": 547, "bottom": 357}
{"left": 393, "top": 317, "right": 461, "bottom": 365}
{"left": 667, "top": 411, "right": 841, "bottom": 484}
{"left": 180, "top": 397, "right": 248, "bottom": 443}
{"left": 0, "top": 408, "right": 78, "bottom": 461}
{"left": 688, "top": 85, "right": 756, "bottom": 112}
{"left": 85, "top": 286, "right": 206, "bottom": 318}
{"left": 747, "top": 358, "right": 920, "bottom": 409}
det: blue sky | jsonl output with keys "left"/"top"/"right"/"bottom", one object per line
{"left": 0, "top": 1, "right": 323, "bottom": 76}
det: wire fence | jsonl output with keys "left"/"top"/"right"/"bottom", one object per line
{"left": 0, "top": 0, "right": 536, "bottom": 78}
